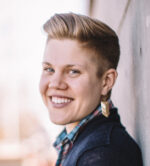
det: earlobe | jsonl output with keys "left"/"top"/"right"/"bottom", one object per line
{"left": 101, "top": 69, "right": 118, "bottom": 96}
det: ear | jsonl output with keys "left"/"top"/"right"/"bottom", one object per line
{"left": 101, "top": 69, "right": 118, "bottom": 96}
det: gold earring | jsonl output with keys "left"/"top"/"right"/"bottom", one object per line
{"left": 101, "top": 101, "right": 110, "bottom": 118}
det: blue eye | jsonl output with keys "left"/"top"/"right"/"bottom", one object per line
{"left": 69, "top": 69, "right": 80, "bottom": 76}
{"left": 70, "top": 70, "right": 79, "bottom": 73}
{"left": 44, "top": 67, "right": 55, "bottom": 73}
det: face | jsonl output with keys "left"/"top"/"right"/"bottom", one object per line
{"left": 39, "top": 39, "right": 105, "bottom": 132}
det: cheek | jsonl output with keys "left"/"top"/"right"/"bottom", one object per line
{"left": 39, "top": 75, "right": 48, "bottom": 95}
{"left": 76, "top": 79, "right": 101, "bottom": 101}
{"left": 70, "top": 78, "right": 96, "bottom": 97}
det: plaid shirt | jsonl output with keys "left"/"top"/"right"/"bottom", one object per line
{"left": 53, "top": 100, "right": 114, "bottom": 166}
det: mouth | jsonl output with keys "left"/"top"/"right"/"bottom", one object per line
{"left": 49, "top": 95, "right": 74, "bottom": 108}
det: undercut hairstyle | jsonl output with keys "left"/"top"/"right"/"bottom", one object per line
{"left": 43, "top": 13, "right": 120, "bottom": 100}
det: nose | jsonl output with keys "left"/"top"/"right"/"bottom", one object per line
{"left": 48, "top": 73, "right": 68, "bottom": 90}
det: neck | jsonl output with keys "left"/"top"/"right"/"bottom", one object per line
{"left": 66, "top": 121, "right": 79, "bottom": 134}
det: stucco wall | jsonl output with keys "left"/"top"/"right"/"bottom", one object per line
{"left": 90, "top": 0, "right": 150, "bottom": 165}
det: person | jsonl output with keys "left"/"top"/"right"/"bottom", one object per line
{"left": 39, "top": 13, "right": 143, "bottom": 166}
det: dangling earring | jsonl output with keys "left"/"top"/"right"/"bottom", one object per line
{"left": 101, "top": 101, "right": 110, "bottom": 118}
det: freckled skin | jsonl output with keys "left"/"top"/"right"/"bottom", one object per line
{"left": 39, "top": 39, "right": 105, "bottom": 132}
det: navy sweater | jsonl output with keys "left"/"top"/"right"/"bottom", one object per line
{"left": 62, "top": 109, "right": 143, "bottom": 166}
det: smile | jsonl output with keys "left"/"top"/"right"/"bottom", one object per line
{"left": 51, "top": 96, "right": 72, "bottom": 104}
{"left": 49, "top": 96, "right": 74, "bottom": 108}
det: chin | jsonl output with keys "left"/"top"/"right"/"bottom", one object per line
{"left": 49, "top": 116, "right": 69, "bottom": 125}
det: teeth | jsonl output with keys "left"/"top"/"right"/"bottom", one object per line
{"left": 51, "top": 97, "right": 72, "bottom": 104}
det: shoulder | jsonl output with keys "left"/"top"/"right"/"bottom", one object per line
{"left": 63, "top": 111, "right": 143, "bottom": 166}
{"left": 77, "top": 146, "right": 123, "bottom": 166}
{"left": 75, "top": 120, "right": 143, "bottom": 166}
{"left": 63, "top": 119, "right": 142, "bottom": 166}
{"left": 77, "top": 145, "right": 142, "bottom": 166}
{"left": 76, "top": 122, "right": 143, "bottom": 166}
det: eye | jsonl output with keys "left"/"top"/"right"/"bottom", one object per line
{"left": 68, "top": 69, "right": 80, "bottom": 77}
{"left": 43, "top": 67, "right": 55, "bottom": 74}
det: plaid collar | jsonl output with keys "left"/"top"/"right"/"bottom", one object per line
{"left": 53, "top": 100, "right": 114, "bottom": 166}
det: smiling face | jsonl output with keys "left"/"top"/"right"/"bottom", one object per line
{"left": 39, "top": 39, "right": 105, "bottom": 132}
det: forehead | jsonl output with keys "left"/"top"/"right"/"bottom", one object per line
{"left": 43, "top": 39, "right": 98, "bottom": 67}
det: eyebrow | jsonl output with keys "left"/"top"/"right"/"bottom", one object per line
{"left": 42, "top": 61, "right": 86, "bottom": 68}
{"left": 42, "top": 62, "right": 52, "bottom": 66}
